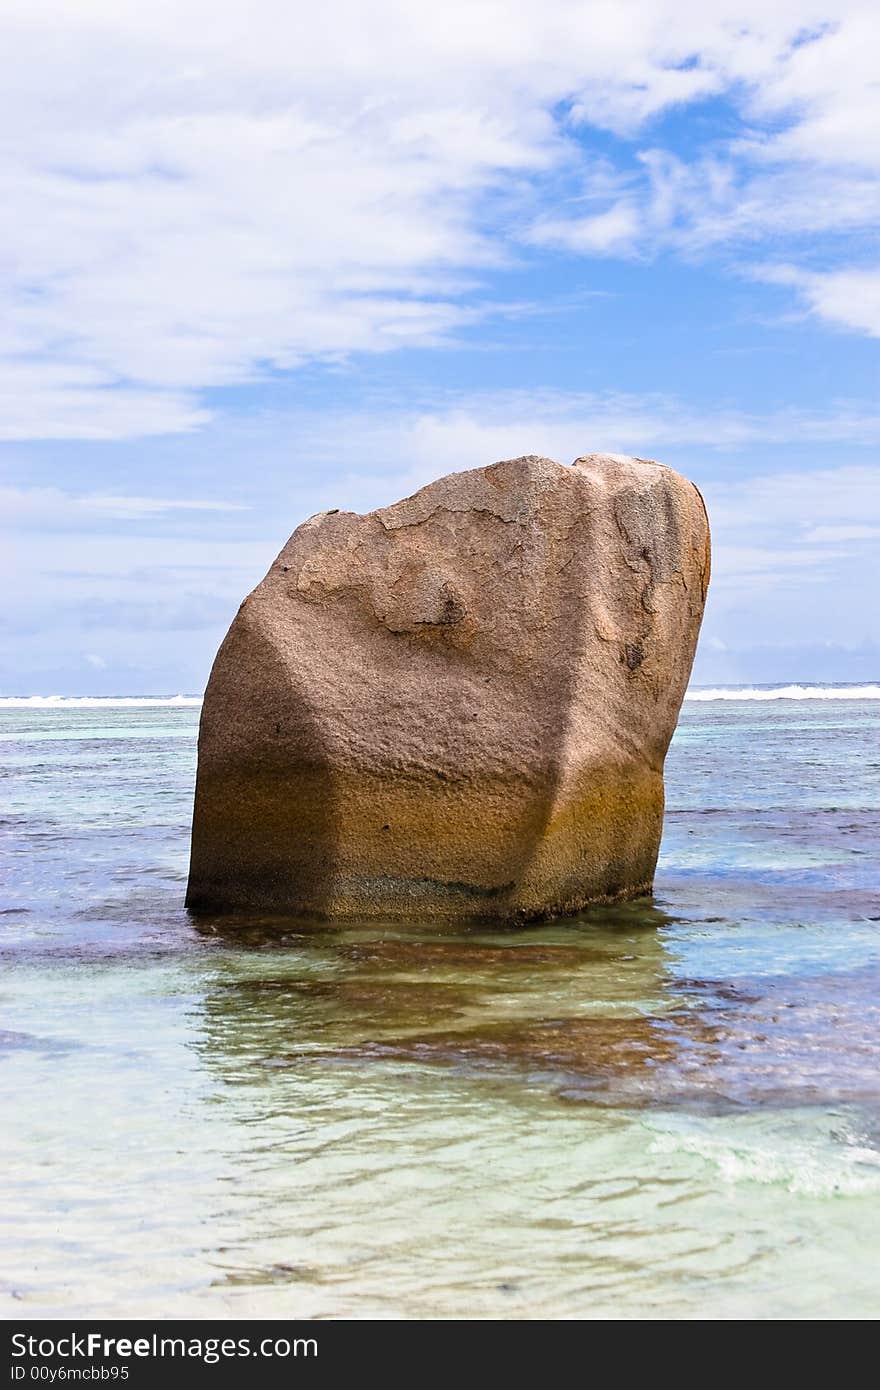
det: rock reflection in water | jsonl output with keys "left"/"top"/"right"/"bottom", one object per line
{"left": 192, "top": 900, "right": 692, "bottom": 1097}
{"left": 191, "top": 897, "right": 880, "bottom": 1115}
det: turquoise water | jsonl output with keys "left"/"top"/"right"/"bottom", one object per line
{"left": 1, "top": 695, "right": 879, "bottom": 1319}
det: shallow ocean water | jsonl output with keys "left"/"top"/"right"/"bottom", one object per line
{"left": 1, "top": 693, "right": 879, "bottom": 1320}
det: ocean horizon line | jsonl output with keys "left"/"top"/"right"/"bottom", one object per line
{"left": 1, "top": 683, "right": 880, "bottom": 707}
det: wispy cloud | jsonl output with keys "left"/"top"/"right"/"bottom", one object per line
{"left": 804, "top": 525, "right": 880, "bottom": 542}
{"left": 2, "top": 4, "right": 878, "bottom": 690}
{"left": 266, "top": 392, "right": 880, "bottom": 517}
{"left": 0, "top": 3, "right": 877, "bottom": 438}
{"left": 704, "top": 464, "right": 880, "bottom": 531}
{"left": 0, "top": 487, "right": 247, "bottom": 528}
{"left": 520, "top": 9, "right": 880, "bottom": 291}
{"left": 247, "top": 392, "right": 879, "bottom": 668}
{"left": 756, "top": 264, "right": 880, "bottom": 338}
{"left": 0, "top": 364, "right": 209, "bottom": 439}
{"left": 4, "top": 389, "right": 878, "bottom": 688}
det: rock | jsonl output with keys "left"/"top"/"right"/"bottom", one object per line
{"left": 186, "top": 453, "right": 710, "bottom": 922}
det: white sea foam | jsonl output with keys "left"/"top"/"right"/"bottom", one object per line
{"left": 0, "top": 694, "right": 202, "bottom": 708}
{"left": 647, "top": 1117, "right": 880, "bottom": 1197}
{"left": 1, "top": 684, "right": 879, "bottom": 707}
{"left": 684, "top": 684, "right": 880, "bottom": 701}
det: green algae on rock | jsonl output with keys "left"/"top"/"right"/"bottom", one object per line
{"left": 186, "top": 453, "right": 710, "bottom": 921}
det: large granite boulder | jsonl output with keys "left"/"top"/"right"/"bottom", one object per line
{"left": 186, "top": 454, "right": 710, "bottom": 921}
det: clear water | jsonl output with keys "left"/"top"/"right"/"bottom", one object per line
{"left": 1, "top": 697, "right": 879, "bottom": 1320}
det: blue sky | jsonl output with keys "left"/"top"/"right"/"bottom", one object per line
{"left": 2, "top": 1, "right": 879, "bottom": 693}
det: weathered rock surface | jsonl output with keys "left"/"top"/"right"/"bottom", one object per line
{"left": 186, "top": 453, "right": 710, "bottom": 921}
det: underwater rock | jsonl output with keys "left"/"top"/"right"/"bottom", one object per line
{"left": 186, "top": 453, "right": 710, "bottom": 921}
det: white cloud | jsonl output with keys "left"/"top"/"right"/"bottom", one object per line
{"left": 0, "top": 363, "right": 208, "bottom": 440}
{"left": 536, "top": 136, "right": 880, "bottom": 264}
{"left": 3, "top": 383, "right": 878, "bottom": 686}
{"left": 528, "top": 202, "right": 641, "bottom": 256}
{"left": 702, "top": 463, "right": 880, "bottom": 531}
{"left": 804, "top": 525, "right": 880, "bottom": 542}
{"left": 0, "top": 486, "right": 246, "bottom": 527}
{"left": 696, "top": 462, "right": 879, "bottom": 653}
{"left": 252, "top": 392, "right": 878, "bottom": 657}
{"left": 521, "top": 9, "right": 880, "bottom": 267}
{"left": 0, "top": 2, "right": 877, "bottom": 438}
{"left": 11, "top": 388, "right": 877, "bottom": 539}
{"left": 269, "top": 392, "right": 880, "bottom": 513}
{"left": 758, "top": 264, "right": 880, "bottom": 338}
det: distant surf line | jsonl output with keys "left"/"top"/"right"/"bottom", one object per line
{"left": 684, "top": 684, "right": 880, "bottom": 701}
{"left": 0, "top": 695, "right": 203, "bottom": 708}
{"left": 1, "top": 685, "right": 879, "bottom": 707}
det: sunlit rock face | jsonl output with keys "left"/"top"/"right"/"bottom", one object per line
{"left": 186, "top": 453, "right": 710, "bottom": 922}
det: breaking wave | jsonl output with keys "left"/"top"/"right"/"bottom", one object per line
{"left": 0, "top": 695, "right": 202, "bottom": 708}
{"left": 647, "top": 1115, "right": 880, "bottom": 1198}
{"left": 2, "top": 684, "right": 879, "bottom": 708}
{"left": 684, "top": 684, "right": 880, "bottom": 702}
